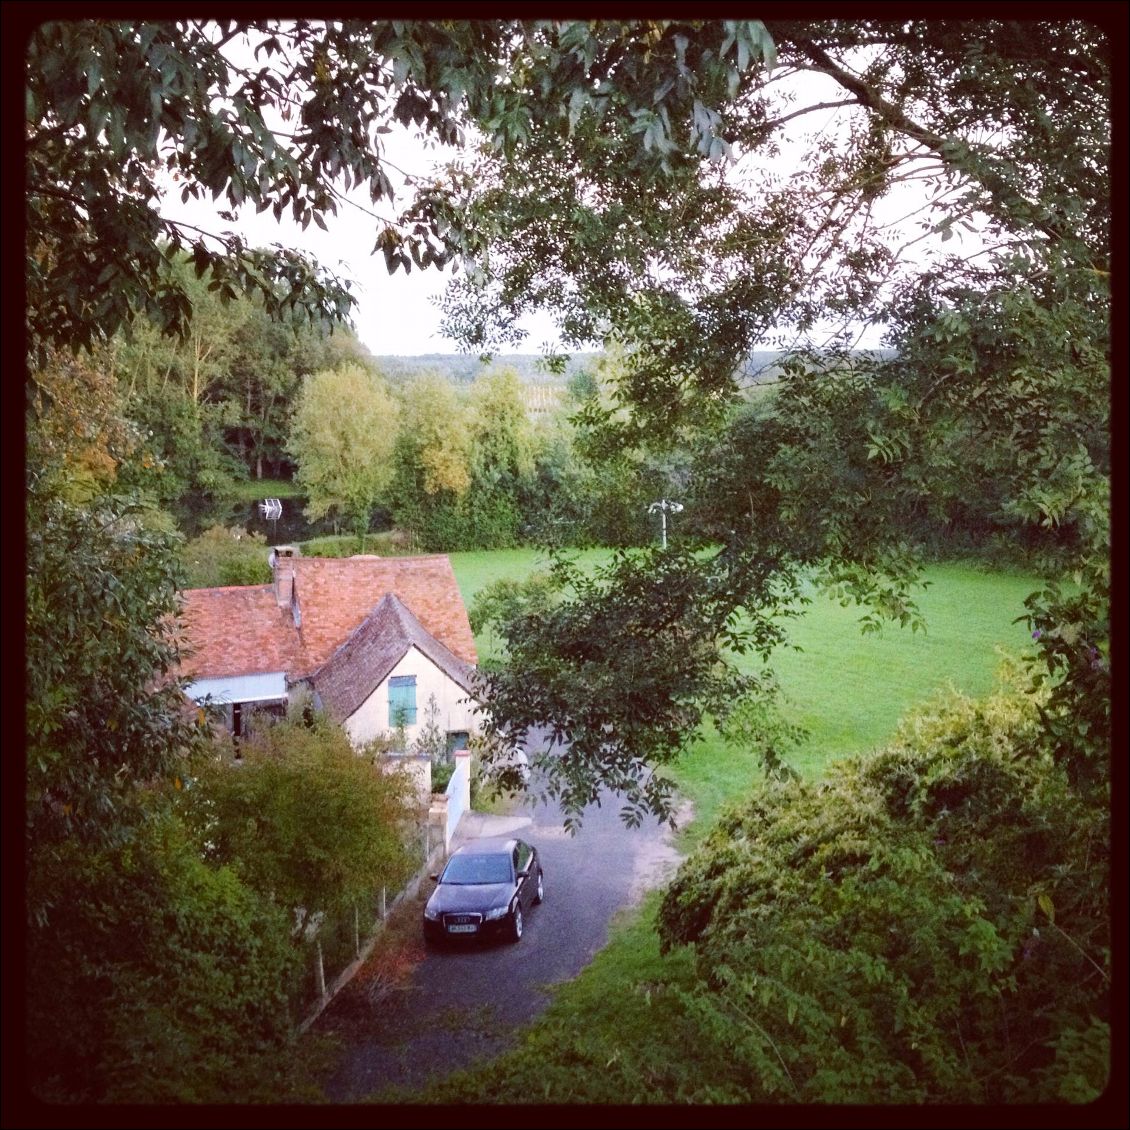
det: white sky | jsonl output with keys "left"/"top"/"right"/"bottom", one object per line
{"left": 160, "top": 119, "right": 563, "bottom": 357}
{"left": 157, "top": 30, "right": 986, "bottom": 359}
{"left": 156, "top": 25, "right": 570, "bottom": 357}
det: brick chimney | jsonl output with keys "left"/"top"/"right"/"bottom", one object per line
{"left": 270, "top": 545, "right": 300, "bottom": 609}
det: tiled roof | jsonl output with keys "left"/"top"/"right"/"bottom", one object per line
{"left": 312, "top": 593, "right": 476, "bottom": 722}
{"left": 178, "top": 554, "right": 477, "bottom": 685}
{"left": 179, "top": 585, "right": 301, "bottom": 680}
{"left": 290, "top": 555, "right": 477, "bottom": 671}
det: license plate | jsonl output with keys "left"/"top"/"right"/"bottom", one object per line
{"left": 447, "top": 923, "right": 477, "bottom": 934}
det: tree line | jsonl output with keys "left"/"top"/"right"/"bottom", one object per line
{"left": 103, "top": 273, "right": 673, "bottom": 553}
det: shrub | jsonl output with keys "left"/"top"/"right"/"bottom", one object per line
{"left": 431, "top": 759, "right": 456, "bottom": 795}
{"left": 658, "top": 673, "right": 1110, "bottom": 1104}
{"left": 181, "top": 524, "right": 271, "bottom": 588}
{"left": 27, "top": 806, "right": 308, "bottom": 1103}
{"left": 182, "top": 719, "right": 422, "bottom": 935}
{"left": 299, "top": 529, "right": 412, "bottom": 558}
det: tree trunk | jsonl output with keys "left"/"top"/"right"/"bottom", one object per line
{"left": 314, "top": 939, "right": 326, "bottom": 1001}
{"left": 244, "top": 377, "right": 253, "bottom": 470}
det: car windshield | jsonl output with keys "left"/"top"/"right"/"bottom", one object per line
{"left": 440, "top": 853, "right": 513, "bottom": 885}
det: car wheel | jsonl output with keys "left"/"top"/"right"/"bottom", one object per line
{"left": 509, "top": 902, "right": 523, "bottom": 943}
{"left": 534, "top": 869, "right": 544, "bottom": 904}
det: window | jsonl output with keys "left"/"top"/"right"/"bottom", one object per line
{"left": 388, "top": 675, "right": 417, "bottom": 727}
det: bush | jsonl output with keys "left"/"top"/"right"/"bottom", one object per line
{"left": 431, "top": 759, "right": 456, "bottom": 795}
{"left": 181, "top": 524, "right": 271, "bottom": 587}
{"left": 299, "top": 529, "right": 413, "bottom": 558}
{"left": 658, "top": 673, "right": 1110, "bottom": 1104}
{"left": 181, "top": 719, "right": 422, "bottom": 934}
{"left": 27, "top": 806, "right": 309, "bottom": 1103}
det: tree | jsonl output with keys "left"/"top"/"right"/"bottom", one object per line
{"left": 478, "top": 542, "right": 803, "bottom": 826}
{"left": 658, "top": 673, "right": 1110, "bottom": 1103}
{"left": 22, "top": 15, "right": 1112, "bottom": 1103}
{"left": 27, "top": 803, "right": 306, "bottom": 1103}
{"left": 439, "top": 18, "right": 1111, "bottom": 821}
{"left": 26, "top": 360, "right": 202, "bottom": 923}
{"left": 27, "top": 345, "right": 138, "bottom": 503}
{"left": 23, "top": 353, "right": 311, "bottom": 1103}
{"left": 21, "top": 18, "right": 784, "bottom": 1102}
{"left": 180, "top": 718, "right": 420, "bottom": 936}
{"left": 24, "top": 18, "right": 774, "bottom": 368}
{"left": 111, "top": 258, "right": 250, "bottom": 502}
{"left": 465, "top": 367, "right": 537, "bottom": 547}
{"left": 216, "top": 296, "right": 303, "bottom": 482}
{"left": 390, "top": 373, "right": 474, "bottom": 549}
{"left": 223, "top": 314, "right": 377, "bottom": 483}
{"left": 286, "top": 361, "right": 399, "bottom": 542}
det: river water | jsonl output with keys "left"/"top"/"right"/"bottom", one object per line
{"left": 174, "top": 493, "right": 358, "bottom": 543}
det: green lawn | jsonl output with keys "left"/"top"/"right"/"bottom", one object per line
{"left": 447, "top": 547, "right": 613, "bottom": 663}
{"left": 447, "top": 546, "right": 614, "bottom": 606}
{"left": 446, "top": 551, "right": 1041, "bottom": 817}
{"left": 392, "top": 551, "right": 1049, "bottom": 1104}
{"left": 670, "top": 562, "right": 1041, "bottom": 842}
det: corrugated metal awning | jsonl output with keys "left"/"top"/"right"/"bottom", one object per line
{"left": 184, "top": 672, "right": 288, "bottom": 705}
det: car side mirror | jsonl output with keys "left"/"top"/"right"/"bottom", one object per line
{"left": 517, "top": 867, "right": 530, "bottom": 879}
{"left": 429, "top": 874, "right": 439, "bottom": 882}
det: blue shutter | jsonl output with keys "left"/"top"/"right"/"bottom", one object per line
{"left": 388, "top": 676, "right": 417, "bottom": 726}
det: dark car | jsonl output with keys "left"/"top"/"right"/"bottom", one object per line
{"left": 423, "top": 837, "right": 544, "bottom": 945}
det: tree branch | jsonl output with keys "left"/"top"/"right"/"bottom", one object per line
{"left": 788, "top": 36, "right": 1069, "bottom": 248}
{"left": 763, "top": 99, "right": 859, "bottom": 131}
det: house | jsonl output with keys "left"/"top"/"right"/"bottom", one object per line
{"left": 179, "top": 547, "right": 479, "bottom": 752}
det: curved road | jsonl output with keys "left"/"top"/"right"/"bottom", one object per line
{"left": 321, "top": 771, "right": 684, "bottom": 1101}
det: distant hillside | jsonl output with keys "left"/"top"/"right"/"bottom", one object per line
{"left": 738, "top": 347, "right": 898, "bottom": 384}
{"left": 372, "top": 353, "right": 604, "bottom": 385}
{"left": 372, "top": 347, "right": 898, "bottom": 393}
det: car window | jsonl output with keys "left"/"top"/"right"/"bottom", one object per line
{"left": 516, "top": 841, "right": 532, "bottom": 871}
{"left": 441, "top": 853, "right": 512, "bottom": 885}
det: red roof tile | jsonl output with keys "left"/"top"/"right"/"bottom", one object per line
{"left": 179, "top": 555, "right": 477, "bottom": 684}
{"left": 179, "top": 585, "right": 300, "bottom": 680}
{"left": 290, "top": 555, "right": 476, "bottom": 671}
{"left": 312, "top": 593, "right": 476, "bottom": 722}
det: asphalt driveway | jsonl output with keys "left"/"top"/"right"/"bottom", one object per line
{"left": 319, "top": 775, "right": 685, "bottom": 1101}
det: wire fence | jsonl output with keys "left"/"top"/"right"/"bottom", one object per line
{"left": 296, "top": 825, "right": 440, "bottom": 1023}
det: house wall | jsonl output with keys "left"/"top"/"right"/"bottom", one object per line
{"left": 343, "top": 646, "right": 477, "bottom": 748}
{"left": 380, "top": 752, "right": 432, "bottom": 800}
